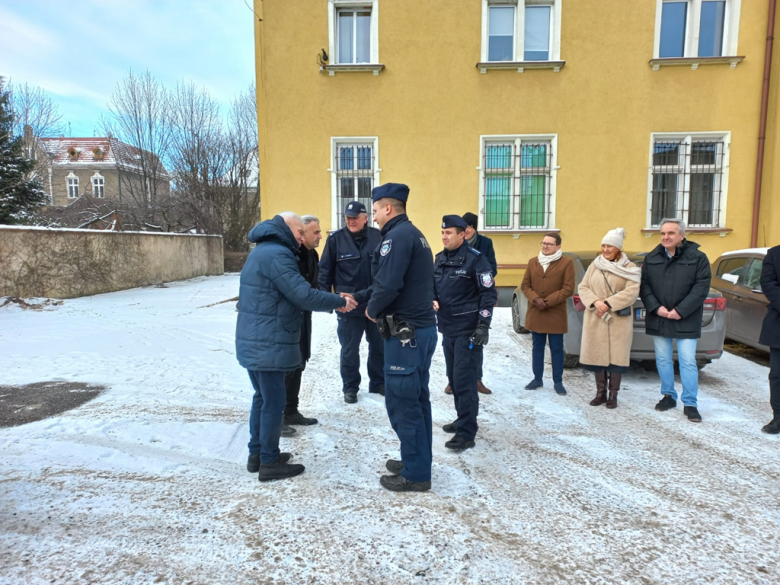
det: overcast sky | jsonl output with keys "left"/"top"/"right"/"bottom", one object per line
{"left": 0, "top": 0, "right": 257, "bottom": 137}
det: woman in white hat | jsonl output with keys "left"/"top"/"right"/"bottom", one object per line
{"left": 577, "top": 228, "right": 641, "bottom": 408}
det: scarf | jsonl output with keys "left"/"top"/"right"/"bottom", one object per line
{"left": 593, "top": 252, "right": 641, "bottom": 283}
{"left": 537, "top": 249, "right": 562, "bottom": 272}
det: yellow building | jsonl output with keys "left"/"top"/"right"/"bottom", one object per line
{"left": 254, "top": 0, "right": 779, "bottom": 287}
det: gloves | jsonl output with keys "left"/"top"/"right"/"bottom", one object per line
{"left": 533, "top": 297, "right": 548, "bottom": 311}
{"left": 470, "top": 322, "right": 490, "bottom": 346}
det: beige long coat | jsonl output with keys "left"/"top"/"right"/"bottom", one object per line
{"left": 521, "top": 255, "right": 575, "bottom": 334}
{"left": 577, "top": 259, "right": 640, "bottom": 368}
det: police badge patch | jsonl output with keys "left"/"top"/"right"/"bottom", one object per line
{"left": 380, "top": 239, "right": 393, "bottom": 256}
{"left": 479, "top": 273, "right": 494, "bottom": 287}
{"left": 480, "top": 309, "right": 491, "bottom": 318}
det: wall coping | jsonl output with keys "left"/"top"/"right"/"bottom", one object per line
{"left": 0, "top": 225, "right": 223, "bottom": 239}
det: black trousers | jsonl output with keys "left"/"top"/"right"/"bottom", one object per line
{"left": 284, "top": 367, "right": 304, "bottom": 415}
{"left": 770, "top": 347, "right": 780, "bottom": 416}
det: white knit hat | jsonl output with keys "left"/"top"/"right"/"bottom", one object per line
{"left": 602, "top": 227, "right": 626, "bottom": 250}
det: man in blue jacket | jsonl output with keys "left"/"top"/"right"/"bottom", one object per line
{"left": 434, "top": 215, "right": 497, "bottom": 451}
{"left": 318, "top": 201, "right": 384, "bottom": 404}
{"left": 759, "top": 245, "right": 780, "bottom": 434}
{"left": 236, "top": 212, "right": 356, "bottom": 481}
{"left": 356, "top": 183, "right": 437, "bottom": 492}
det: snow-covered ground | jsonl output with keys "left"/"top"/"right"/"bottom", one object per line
{"left": 1, "top": 275, "right": 778, "bottom": 585}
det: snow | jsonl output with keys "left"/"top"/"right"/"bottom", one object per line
{"left": 1, "top": 275, "right": 779, "bottom": 584}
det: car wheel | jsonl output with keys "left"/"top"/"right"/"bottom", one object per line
{"left": 511, "top": 295, "right": 529, "bottom": 334}
{"left": 563, "top": 353, "right": 579, "bottom": 369}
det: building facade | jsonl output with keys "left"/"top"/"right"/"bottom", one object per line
{"left": 254, "top": 0, "right": 778, "bottom": 286}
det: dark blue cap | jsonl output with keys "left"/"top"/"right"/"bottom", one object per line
{"left": 371, "top": 182, "right": 409, "bottom": 203}
{"left": 442, "top": 215, "right": 468, "bottom": 230}
{"left": 344, "top": 201, "right": 366, "bottom": 216}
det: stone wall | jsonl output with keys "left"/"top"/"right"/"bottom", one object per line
{"left": 0, "top": 226, "right": 223, "bottom": 299}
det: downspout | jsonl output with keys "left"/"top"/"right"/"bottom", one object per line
{"left": 752, "top": 0, "right": 777, "bottom": 248}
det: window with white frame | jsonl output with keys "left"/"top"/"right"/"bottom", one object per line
{"left": 648, "top": 133, "right": 730, "bottom": 229}
{"left": 655, "top": 0, "right": 741, "bottom": 58}
{"left": 91, "top": 173, "right": 105, "bottom": 198}
{"left": 331, "top": 138, "right": 379, "bottom": 229}
{"left": 67, "top": 173, "right": 79, "bottom": 198}
{"left": 481, "top": 0, "right": 561, "bottom": 62}
{"left": 328, "top": 1, "right": 379, "bottom": 65}
{"left": 480, "top": 135, "right": 556, "bottom": 230}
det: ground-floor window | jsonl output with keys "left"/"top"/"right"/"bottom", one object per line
{"left": 331, "top": 137, "right": 379, "bottom": 229}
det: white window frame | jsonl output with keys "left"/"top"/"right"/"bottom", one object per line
{"left": 477, "top": 134, "right": 558, "bottom": 232}
{"left": 480, "top": 0, "right": 562, "bottom": 63}
{"left": 646, "top": 131, "right": 731, "bottom": 230}
{"left": 91, "top": 172, "right": 105, "bottom": 198}
{"left": 329, "top": 137, "right": 380, "bottom": 230}
{"left": 328, "top": 1, "right": 379, "bottom": 65}
{"left": 653, "top": 0, "right": 741, "bottom": 59}
{"left": 66, "top": 172, "right": 79, "bottom": 199}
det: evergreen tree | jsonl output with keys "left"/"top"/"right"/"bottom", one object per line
{"left": 0, "top": 77, "right": 48, "bottom": 224}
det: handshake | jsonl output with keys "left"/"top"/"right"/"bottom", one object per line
{"left": 337, "top": 293, "right": 358, "bottom": 313}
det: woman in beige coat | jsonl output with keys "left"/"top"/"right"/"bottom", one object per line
{"left": 577, "top": 228, "right": 641, "bottom": 408}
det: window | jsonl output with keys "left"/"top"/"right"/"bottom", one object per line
{"left": 67, "top": 173, "right": 79, "bottom": 198}
{"left": 716, "top": 257, "right": 749, "bottom": 284}
{"left": 479, "top": 135, "right": 557, "bottom": 231}
{"left": 740, "top": 259, "right": 763, "bottom": 291}
{"left": 330, "top": 138, "right": 379, "bottom": 229}
{"left": 654, "top": 0, "right": 740, "bottom": 59}
{"left": 92, "top": 173, "right": 105, "bottom": 198}
{"left": 328, "top": 1, "right": 379, "bottom": 67}
{"left": 647, "top": 133, "right": 730, "bottom": 229}
{"left": 481, "top": 0, "right": 561, "bottom": 63}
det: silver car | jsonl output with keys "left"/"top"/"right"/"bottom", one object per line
{"left": 511, "top": 251, "right": 727, "bottom": 368}
{"left": 710, "top": 248, "right": 769, "bottom": 351}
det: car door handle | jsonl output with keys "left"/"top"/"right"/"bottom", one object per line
{"left": 733, "top": 296, "right": 743, "bottom": 302}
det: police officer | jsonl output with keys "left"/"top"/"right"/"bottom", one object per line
{"left": 319, "top": 201, "right": 384, "bottom": 403}
{"left": 355, "top": 183, "right": 436, "bottom": 492}
{"left": 434, "top": 215, "right": 497, "bottom": 450}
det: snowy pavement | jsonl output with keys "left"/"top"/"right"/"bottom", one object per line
{"left": 1, "top": 274, "right": 778, "bottom": 585}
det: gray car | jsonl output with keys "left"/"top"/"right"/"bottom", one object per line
{"left": 511, "top": 251, "right": 727, "bottom": 368}
{"left": 710, "top": 248, "right": 769, "bottom": 351}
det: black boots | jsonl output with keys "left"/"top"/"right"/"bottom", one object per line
{"left": 606, "top": 373, "right": 621, "bottom": 409}
{"left": 257, "top": 459, "right": 305, "bottom": 481}
{"left": 762, "top": 417, "right": 780, "bottom": 434}
{"left": 590, "top": 371, "right": 608, "bottom": 406}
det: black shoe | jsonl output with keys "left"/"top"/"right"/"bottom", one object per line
{"left": 683, "top": 406, "right": 702, "bottom": 423}
{"left": 344, "top": 391, "right": 358, "bottom": 404}
{"left": 554, "top": 383, "right": 567, "bottom": 395}
{"left": 247, "top": 452, "right": 291, "bottom": 473}
{"left": 258, "top": 460, "right": 305, "bottom": 481}
{"left": 442, "top": 421, "right": 457, "bottom": 433}
{"left": 379, "top": 474, "right": 431, "bottom": 492}
{"left": 370, "top": 387, "right": 385, "bottom": 396}
{"left": 281, "top": 424, "right": 297, "bottom": 437}
{"left": 283, "top": 411, "right": 318, "bottom": 426}
{"left": 445, "top": 435, "right": 476, "bottom": 451}
{"left": 762, "top": 418, "right": 780, "bottom": 434}
{"left": 655, "top": 395, "right": 677, "bottom": 411}
{"left": 524, "top": 379, "right": 543, "bottom": 390}
{"left": 385, "top": 459, "right": 403, "bottom": 474}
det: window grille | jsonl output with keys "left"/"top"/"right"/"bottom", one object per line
{"left": 335, "top": 145, "right": 374, "bottom": 229}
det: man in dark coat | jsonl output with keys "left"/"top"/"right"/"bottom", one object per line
{"left": 759, "top": 245, "right": 780, "bottom": 434}
{"left": 236, "top": 213, "right": 356, "bottom": 481}
{"left": 282, "top": 215, "right": 323, "bottom": 430}
{"left": 640, "top": 218, "right": 711, "bottom": 423}
{"left": 318, "top": 201, "right": 384, "bottom": 404}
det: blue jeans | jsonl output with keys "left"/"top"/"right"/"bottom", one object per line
{"left": 337, "top": 315, "right": 385, "bottom": 393}
{"left": 652, "top": 337, "right": 699, "bottom": 407}
{"left": 531, "top": 332, "right": 564, "bottom": 384}
{"left": 247, "top": 370, "right": 286, "bottom": 464}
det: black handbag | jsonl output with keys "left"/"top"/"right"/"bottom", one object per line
{"left": 600, "top": 270, "right": 632, "bottom": 317}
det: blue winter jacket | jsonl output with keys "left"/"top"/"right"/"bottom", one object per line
{"left": 235, "top": 215, "right": 346, "bottom": 371}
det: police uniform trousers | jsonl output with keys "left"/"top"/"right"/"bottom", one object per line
{"left": 383, "top": 325, "right": 437, "bottom": 483}
{"left": 337, "top": 314, "right": 385, "bottom": 394}
{"left": 247, "top": 370, "right": 286, "bottom": 464}
{"left": 442, "top": 335, "right": 481, "bottom": 441}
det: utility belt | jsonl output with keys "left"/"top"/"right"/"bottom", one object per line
{"left": 377, "top": 314, "right": 416, "bottom": 346}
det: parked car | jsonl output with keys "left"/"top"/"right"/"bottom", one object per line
{"left": 511, "top": 251, "right": 727, "bottom": 368}
{"left": 710, "top": 247, "right": 769, "bottom": 351}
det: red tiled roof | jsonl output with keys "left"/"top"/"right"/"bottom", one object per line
{"left": 39, "top": 137, "right": 169, "bottom": 177}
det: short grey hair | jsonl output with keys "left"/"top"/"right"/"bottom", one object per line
{"left": 279, "top": 211, "right": 301, "bottom": 222}
{"left": 659, "top": 217, "right": 686, "bottom": 234}
{"left": 301, "top": 214, "right": 320, "bottom": 226}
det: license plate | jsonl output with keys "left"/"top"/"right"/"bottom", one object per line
{"left": 635, "top": 308, "right": 646, "bottom": 321}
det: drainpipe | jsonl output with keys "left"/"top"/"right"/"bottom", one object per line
{"left": 752, "top": 0, "right": 777, "bottom": 248}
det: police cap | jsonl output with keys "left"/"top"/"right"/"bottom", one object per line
{"left": 371, "top": 182, "right": 409, "bottom": 203}
{"left": 441, "top": 215, "right": 467, "bottom": 230}
{"left": 344, "top": 201, "right": 367, "bottom": 216}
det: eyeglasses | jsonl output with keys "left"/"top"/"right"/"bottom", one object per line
{"left": 540, "top": 242, "right": 558, "bottom": 247}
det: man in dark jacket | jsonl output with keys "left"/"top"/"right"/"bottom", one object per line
{"left": 318, "top": 201, "right": 384, "bottom": 404}
{"left": 434, "top": 215, "right": 497, "bottom": 451}
{"left": 640, "top": 218, "right": 711, "bottom": 423}
{"left": 759, "top": 245, "right": 780, "bottom": 434}
{"left": 282, "top": 215, "right": 323, "bottom": 430}
{"left": 236, "top": 213, "right": 356, "bottom": 481}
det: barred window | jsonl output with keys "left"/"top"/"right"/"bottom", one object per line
{"left": 333, "top": 142, "right": 375, "bottom": 229}
{"left": 649, "top": 135, "right": 727, "bottom": 228}
{"left": 481, "top": 137, "right": 554, "bottom": 230}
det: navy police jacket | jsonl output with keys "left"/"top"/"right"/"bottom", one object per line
{"left": 434, "top": 241, "right": 498, "bottom": 338}
{"left": 357, "top": 214, "right": 436, "bottom": 328}
{"left": 318, "top": 225, "right": 381, "bottom": 317}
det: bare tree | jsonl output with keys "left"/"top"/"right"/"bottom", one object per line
{"left": 9, "top": 81, "right": 64, "bottom": 141}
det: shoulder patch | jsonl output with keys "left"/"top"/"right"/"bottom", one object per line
{"left": 420, "top": 237, "right": 430, "bottom": 249}
{"left": 479, "top": 273, "right": 494, "bottom": 288}
{"left": 480, "top": 309, "right": 492, "bottom": 318}
{"left": 380, "top": 239, "right": 392, "bottom": 256}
